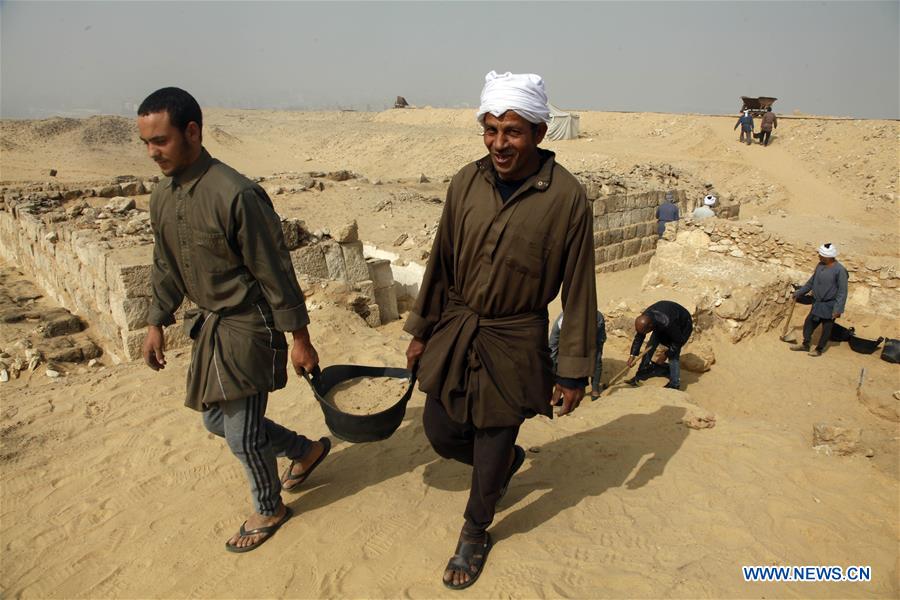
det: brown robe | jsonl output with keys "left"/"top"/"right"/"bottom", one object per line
{"left": 148, "top": 148, "right": 309, "bottom": 410}
{"left": 404, "top": 150, "right": 597, "bottom": 428}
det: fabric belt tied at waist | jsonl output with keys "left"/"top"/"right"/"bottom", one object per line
{"left": 416, "top": 292, "right": 548, "bottom": 424}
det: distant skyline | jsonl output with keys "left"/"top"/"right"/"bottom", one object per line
{"left": 2, "top": 1, "right": 898, "bottom": 120}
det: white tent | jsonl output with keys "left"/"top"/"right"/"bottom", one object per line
{"left": 546, "top": 103, "right": 580, "bottom": 140}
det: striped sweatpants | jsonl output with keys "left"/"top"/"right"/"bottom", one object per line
{"left": 203, "top": 392, "right": 311, "bottom": 516}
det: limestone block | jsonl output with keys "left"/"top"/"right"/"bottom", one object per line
{"left": 340, "top": 241, "right": 369, "bottom": 283}
{"left": 110, "top": 295, "right": 151, "bottom": 331}
{"left": 120, "top": 180, "right": 146, "bottom": 196}
{"left": 322, "top": 241, "right": 347, "bottom": 281}
{"left": 335, "top": 220, "right": 359, "bottom": 243}
{"left": 374, "top": 285, "right": 399, "bottom": 323}
{"left": 367, "top": 258, "right": 395, "bottom": 289}
{"left": 639, "top": 236, "right": 655, "bottom": 253}
{"left": 592, "top": 232, "right": 605, "bottom": 248}
{"left": 111, "top": 263, "right": 153, "bottom": 299}
{"left": 291, "top": 244, "right": 329, "bottom": 279}
{"left": 593, "top": 214, "right": 608, "bottom": 230}
{"left": 623, "top": 238, "right": 642, "bottom": 256}
{"left": 608, "top": 228, "right": 624, "bottom": 244}
{"left": 281, "top": 219, "right": 305, "bottom": 250}
{"left": 354, "top": 279, "right": 376, "bottom": 298}
{"left": 364, "top": 304, "right": 382, "bottom": 328}
{"left": 593, "top": 199, "right": 608, "bottom": 216}
{"left": 607, "top": 212, "right": 625, "bottom": 229}
{"left": 607, "top": 242, "right": 623, "bottom": 261}
{"left": 594, "top": 248, "right": 607, "bottom": 264}
{"left": 95, "top": 184, "right": 123, "bottom": 198}
{"left": 812, "top": 423, "right": 861, "bottom": 456}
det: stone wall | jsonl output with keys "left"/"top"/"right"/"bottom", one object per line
{"left": 0, "top": 186, "right": 400, "bottom": 362}
{"left": 588, "top": 190, "right": 739, "bottom": 273}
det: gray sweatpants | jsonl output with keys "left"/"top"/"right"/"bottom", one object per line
{"left": 203, "top": 392, "right": 311, "bottom": 516}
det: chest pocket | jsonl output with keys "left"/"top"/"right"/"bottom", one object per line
{"left": 192, "top": 230, "right": 234, "bottom": 274}
{"left": 501, "top": 230, "right": 554, "bottom": 278}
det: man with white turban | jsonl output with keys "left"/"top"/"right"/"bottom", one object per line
{"left": 734, "top": 110, "right": 754, "bottom": 144}
{"left": 692, "top": 194, "right": 717, "bottom": 220}
{"left": 790, "top": 242, "right": 849, "bottom": 356}
{"left": 404, "top": 70, "right": 597, "bottom": 589}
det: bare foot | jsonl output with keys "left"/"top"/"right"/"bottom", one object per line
{"left": 281, "top": 439, "right": 327, "bottom": 492}
{"left": 226, "top": 502, "right": 288, "bottom": 550}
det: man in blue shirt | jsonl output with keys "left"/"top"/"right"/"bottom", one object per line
{"left": 734, "top": 110, "right": 754, "bottom": 145}
{"left": 656, "top": 191, "right": 680, "bottom": 236}
{"left": 790, "top": 243, "right": 849, "bottom": 357}
{"left": 550, "top": 310, "right": 606, "bottom": 399}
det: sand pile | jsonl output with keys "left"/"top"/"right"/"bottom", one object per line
{"left": 326, "top": 375, "right": 410, "bottom": 415}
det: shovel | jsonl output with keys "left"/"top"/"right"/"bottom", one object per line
{"left": 780, "top": 295, "right": 798, "bottom": 343}
{"left": 595, "top": 346, "right": 652, "bottom": 399}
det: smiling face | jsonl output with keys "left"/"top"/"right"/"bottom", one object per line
{"left": 482, "top": 111, "right": 547, "bottom": 181}
{"left": 137, "top": 110, "right": 201, "bottom": 177}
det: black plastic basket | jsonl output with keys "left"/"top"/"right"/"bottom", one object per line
{"left": 304, "top": 364, "right": 415, "bottom": 443}
{"left": 848, "top": 334, "right": 884, "bottom": 355}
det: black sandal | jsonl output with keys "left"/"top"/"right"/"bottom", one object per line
{"left": 281, "top": 437, "right": 331, "bottom": 492}
{"left": 443, "top": 532, "right": 492, "bottom": 590}
{"left": 224, "top": 506, "right": 293, "bottom": 553}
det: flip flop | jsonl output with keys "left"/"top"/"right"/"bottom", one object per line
{"left": 282, "top": 437, "right": 331, "bottom": 493}
{"left": 225, "top": 506, "right": 293, "bottom": 553}
{"left": 498, "top": 445, "right": 526, "bottom": 501}
{"left": 443, "top": 532, "right": 492, "bottom": 590}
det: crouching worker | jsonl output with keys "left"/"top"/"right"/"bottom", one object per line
{"left": 626, "top": 300, "right": 693, "bottom": 390}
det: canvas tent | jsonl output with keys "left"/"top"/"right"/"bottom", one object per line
{"left": 546, "top": 103, "right": 580, "bottom": 140}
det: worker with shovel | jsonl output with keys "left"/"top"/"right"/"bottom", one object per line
{"left": 790, "top": 243, "right": 849, "bottom": 357}
{"left": 625, "top": 301, "right": 693, "bottom": 390}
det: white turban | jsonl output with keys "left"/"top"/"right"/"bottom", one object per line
{"left": 818, "top": 242, "right": 838, "bottom": 258}
{"left": 704, "top": 195, "right": 717, "bottom": 206}
{"left": 476, "top": 71, "right": 550, "bottom": 125}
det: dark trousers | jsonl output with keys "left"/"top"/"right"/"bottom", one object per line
{"left": 740, "top": 128, "right": 753, "bottom": 144}
{"left": 803, "top": 312, "right": 834, "bottom": 351}
{"left": 635, "top": 332, "right": 682, "bottom": 387}
{"left": 423, "top": 395, "right": 520, "bottom": 538}
{"left": 759, "top": 130, "right": 772, "bottom": 146}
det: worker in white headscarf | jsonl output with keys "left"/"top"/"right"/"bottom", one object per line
{"left": 692, "top": 194, "right": 717, "bottom": 220}
{"left": 790, "top": 242, "right": 849, "bottom": 356}
{"left": 734, "top": 110, "right": 754, "bottom": 144}
{"left": 405, "top": 70, "right": 596, "bottom": 590}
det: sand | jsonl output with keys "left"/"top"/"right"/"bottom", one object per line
{"left": 325, "top": 376, "right": 410, "bottom": 415}
{"left": 1, "top": 108, "right": 898, "bottom": 598}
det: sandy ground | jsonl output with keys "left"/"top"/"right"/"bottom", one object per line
{"left": 1, "top": 108, "right": 898, "bottom": 598}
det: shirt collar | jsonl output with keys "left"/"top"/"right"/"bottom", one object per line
{"left": 476, "top": 148, "right": 556, "bottom": 193}
{"left": 167, "top": 147, "right": 214, "bottom": 193}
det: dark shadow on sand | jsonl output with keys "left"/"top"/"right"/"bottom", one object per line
{"left": 285, "top": 405, "right": 439, "bottom": 513}
{"left": 492, "top": 404, "right": 690, "bottom": 541}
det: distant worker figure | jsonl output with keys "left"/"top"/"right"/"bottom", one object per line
{"left": 734, "top": 110, "right": 754, "bottom": 145}
{"left": 626, "top": 300, "right": 693, "bottom": 390}
{"left": 758, "top": 106, "right": 777, "bottom": 146}
{"left": 656, "top": 191, "right": 680, "bottom": 236}
{"left": 551, "top": 310, "right": 607, "bottom": 399}
{"left": 790, "top": 243, "right": 849, "bottom": 357}
{"left": 692, "top": 195, "right": 717, "bottom": 220}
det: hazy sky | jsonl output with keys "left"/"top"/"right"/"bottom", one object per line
{"left": 2, "top": 1, "right": 898, "bottom": 119}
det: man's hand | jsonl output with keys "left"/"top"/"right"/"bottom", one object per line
{"left": 406, "top": 337, "right": 426, "bottom": 372}
{"left": 550, "top": 383, "right": 585, "bottom": 417}
{"left": 290, "top": 327, "right": 319, "bottom": 376}
{"left": 626, "top": 355, "right": 637, "bottom": 368}
{"left": 142, "top": 325, "right": 167, "bottom": 371}
{"left": 833, "top": 312, "right": 842, "bottom": 319}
